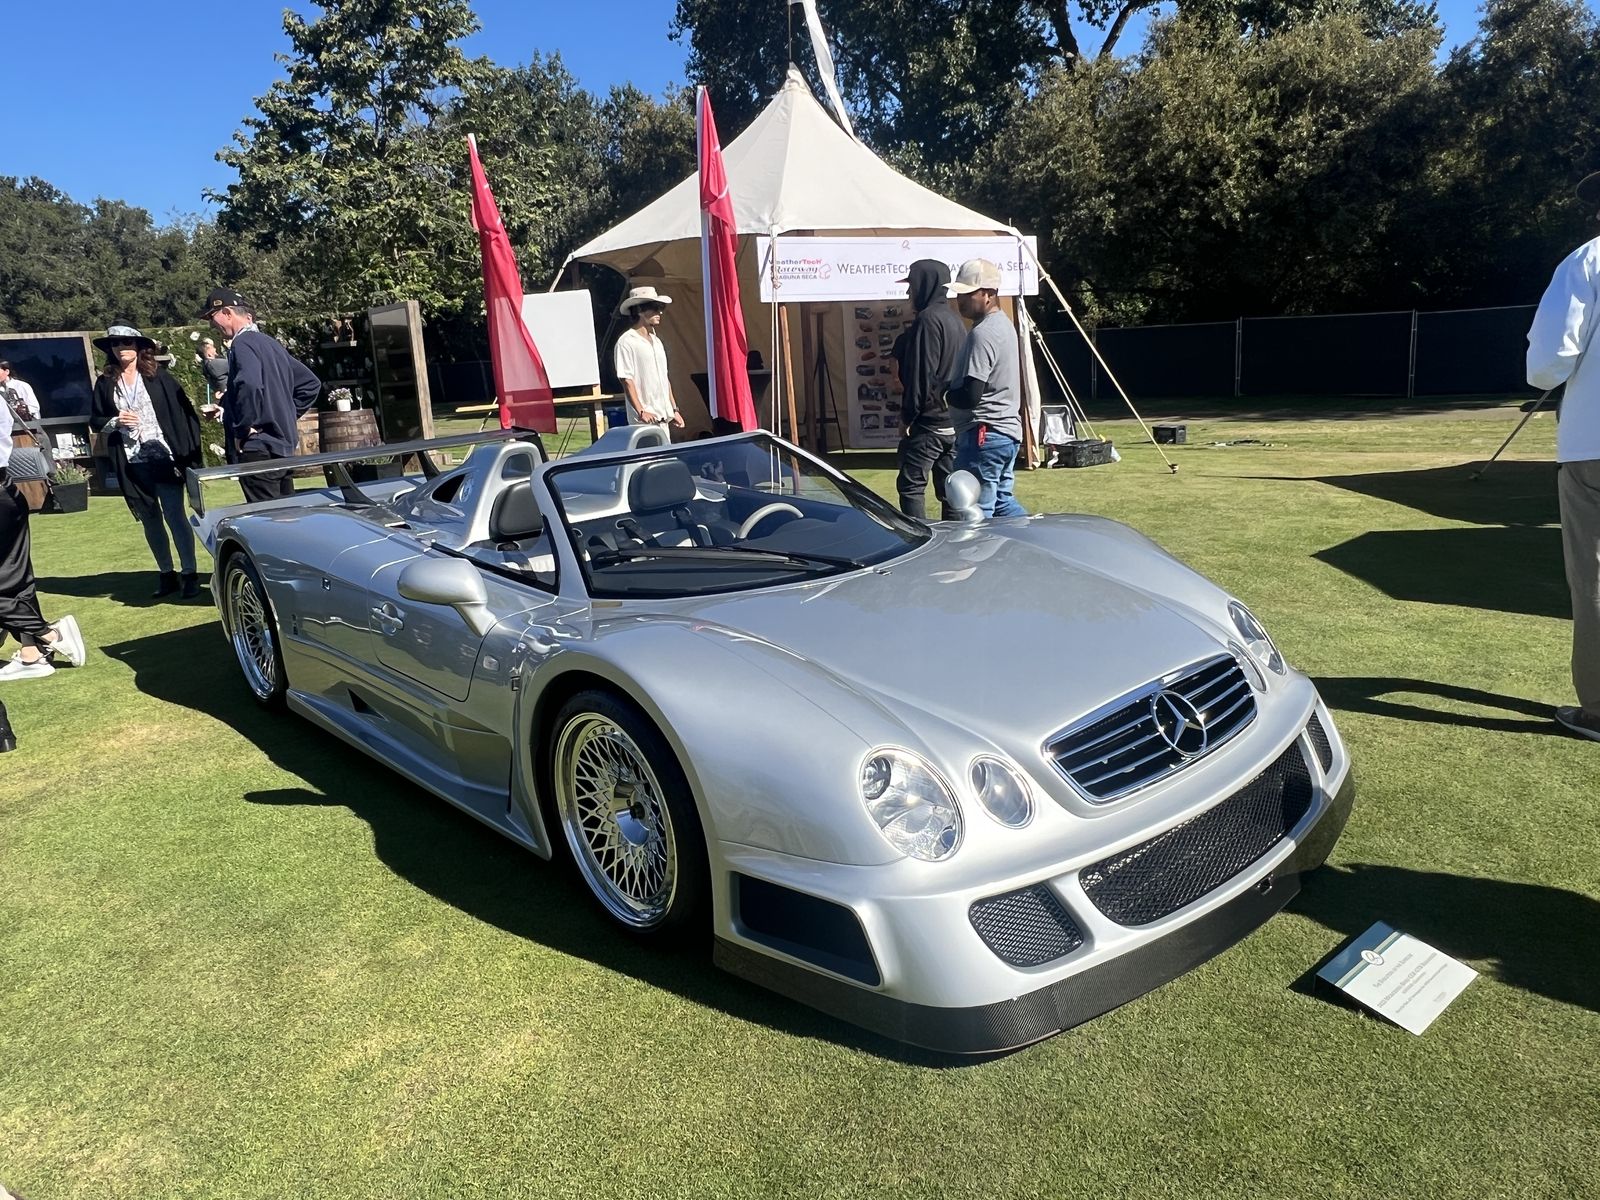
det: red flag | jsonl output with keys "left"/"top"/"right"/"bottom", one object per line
{"left": 697, "top": 88, "right": 757, "bottom": 431}
{"left": 467, "top": 135, "right": 555, "bottom": 433}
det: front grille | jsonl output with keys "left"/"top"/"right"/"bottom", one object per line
{"left": 970, "top": 885, "right": 1085, "bottom": 967}
{"left": 1047, "top": 655, "right": 1258, "bottom": 802}
{"left": 1306, "top": 713, "right": 1334, "bottom": 772}
{"left": 1079, "top": 743, "right": 1314, "bottom": 926}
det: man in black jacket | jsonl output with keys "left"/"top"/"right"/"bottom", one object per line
{"left": 891, "top": 260, "right": 965, "bottom": 520}
{"left": 199, "top": 287, "right": 321, "bottom": 502}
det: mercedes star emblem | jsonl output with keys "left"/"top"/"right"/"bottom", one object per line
{"left": 1150, "top": 690, "right": 1208, "bottom": 757}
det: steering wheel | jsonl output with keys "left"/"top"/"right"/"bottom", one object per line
{"left": 737, "top": 502, "right": 804, "bottom": 540}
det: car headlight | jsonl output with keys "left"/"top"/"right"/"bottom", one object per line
{"left": 859, "top": 749, "right": 962, "bottom": 860}
{"left": 970, "top": 757, "right": 1033, "bottom": 828}
{"left": 1229, "top": 600, "right": 1286, "bottom": 675}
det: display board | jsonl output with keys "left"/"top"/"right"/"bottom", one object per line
{"left": 520, "top": 290, "right": 600, "bottom": 389}
{"left": 844, "top": 301, "right": 912, "bottom": 448}
{"left": 757, "top": 235, "right": 1039, "bottom": 303}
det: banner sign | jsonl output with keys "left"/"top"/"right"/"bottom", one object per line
{"left": 757, "top": 235, "right": 1038, "bottom": 302}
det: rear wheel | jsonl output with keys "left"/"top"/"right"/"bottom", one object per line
{"left": 222, "top": 553, "right": 286, "bottom": 706}
{"left": 550, "top": 690, "right": 707, "bottom": 936}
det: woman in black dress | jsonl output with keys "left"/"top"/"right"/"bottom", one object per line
{"left": 90, "top": 325, "right": 205, "bottom": 599}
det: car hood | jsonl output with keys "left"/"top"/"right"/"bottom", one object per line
{"left": 679, "top": 527, "right": 1229, "bottom": 742}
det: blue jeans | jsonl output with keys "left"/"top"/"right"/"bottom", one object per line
{"left": 138, "top": 477, "right": 196, "bottom": 574}
{"left": 954, "top": 428, "right": 1027, "bottom": 518}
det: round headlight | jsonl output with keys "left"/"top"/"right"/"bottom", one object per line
{"left": 857, "top": 749, "right": 962, "bottom": 861}
{"left": 1228, "top": 601, "right": 1286, "bottom": 675}
{"left": 970, "top": 757, "right": 1033, "bottom": 828}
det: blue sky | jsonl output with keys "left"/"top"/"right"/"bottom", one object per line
{"left": 1, "top": 0, "right": 1542, "bottom": 223}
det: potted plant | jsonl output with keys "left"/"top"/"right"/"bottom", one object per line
{"left": 328, "top": 386, "right": 356, "bottom": 412}
{"left": 50, "top": 463, "right": 91, "bottom": 513}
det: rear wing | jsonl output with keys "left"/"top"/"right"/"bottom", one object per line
{"left": 185, "top": 428, "right": 543, "bottom": 517}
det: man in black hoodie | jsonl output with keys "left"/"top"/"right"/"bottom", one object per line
{"left": 890, "top": 260, "right": 966, "bottom": 520}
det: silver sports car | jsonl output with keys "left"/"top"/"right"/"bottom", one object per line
{"left": 191, "top": 426, "right": 1354, "bottom": 1053}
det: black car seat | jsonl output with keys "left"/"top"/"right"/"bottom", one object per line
{"left": 623, "top": 459, "right": 713, "bottom": 546}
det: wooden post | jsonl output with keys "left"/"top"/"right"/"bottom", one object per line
{"left": 779, "top": 304, "right": 800, "bottom": 443}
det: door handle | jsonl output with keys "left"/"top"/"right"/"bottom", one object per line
{"left": 370, "top": 602, "right": 405, "bottom": 634}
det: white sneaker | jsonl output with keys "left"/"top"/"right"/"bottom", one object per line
{"left": 0, "top": 653, "right": 54, "bottom": 681}
{"left": 49, "top": 614, "right": 86, "bottom": 667}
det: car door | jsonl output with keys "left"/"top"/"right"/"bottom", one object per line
{"left": 366, "top": 550, "right": 554, "bottom": 703}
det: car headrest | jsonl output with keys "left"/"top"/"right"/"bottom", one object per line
{"left": 627, "top": 458, "right": 696, "bottom": 513}
{"left": 490, "top": 484, "right": 543, "bottom": 541}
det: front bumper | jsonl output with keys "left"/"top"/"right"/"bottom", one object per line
{"left": 715, "top": 743, "right": 1356, "bottom": 1054}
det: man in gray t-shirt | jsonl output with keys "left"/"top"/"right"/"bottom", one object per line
{"left": 947, "top": 258, "right": 1027, "bottom": 517}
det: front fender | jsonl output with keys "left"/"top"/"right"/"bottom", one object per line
{"left": 520, "top": 618, "right": 916, "bottom": 867}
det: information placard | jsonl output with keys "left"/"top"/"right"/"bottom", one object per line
{"left": 1316, "top": 922, "right": 1477, "bottom": 1035}
{"left": 756, "top": 235, "right": 1038, "bottom": 302}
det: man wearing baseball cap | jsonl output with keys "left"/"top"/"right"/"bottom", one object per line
{"left": 1529, "top": 171, "right": 1600, "bottom": 741}
{"left": 199, "top": 287, "right": 322, "bottom": 502}
{"left": 946, "top": 258, "right": 1027, "bottom": 517}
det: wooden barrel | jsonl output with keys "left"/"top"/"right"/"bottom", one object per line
{"left": 319, "top": 409, "right": 381, "bottom": 454}
{"left": 295, "top": 411, "right": 321, "bottom": 457}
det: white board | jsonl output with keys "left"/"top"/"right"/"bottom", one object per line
{"left": 521, "top": 291, "right": 600, "bottom": 389}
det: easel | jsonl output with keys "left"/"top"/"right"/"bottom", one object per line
{"left": 810, "top": 310, "right": 845, "bottom": 454}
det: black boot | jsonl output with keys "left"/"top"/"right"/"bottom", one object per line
{"left": 180, "top": 572, "right": 201, "bottom": 600}
{"left": 0, "top": 700, "right": 15, "bottom": 753}
{"left": 153, "top": 571, "right": 180, "bottom": 598}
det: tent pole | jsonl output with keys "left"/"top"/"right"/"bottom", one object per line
{"left": 1014, "top": 232, "right": 1177, "bottom": 474}
{"left": 1014, "top": 234, "right": 1038, "bottom": 469}
{"left": 779, "top": 303, "right": 801, "bottom": 445}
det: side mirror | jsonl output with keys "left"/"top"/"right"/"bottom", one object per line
{"left": 397, "top": 556, "right": 494, "bottom": 636}
{"left": 945, "top": 470, "right": 984, "bottom": 523}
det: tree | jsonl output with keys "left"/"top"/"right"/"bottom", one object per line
{"left": 1390, "top": 0, "right": 1600, "bottom": 308}
{"left": 0, "top": 178, "right": 212, "bottom": 334}
{"left": 214, "top": 0, "right": 491, "bottom": 315}
{"left": 984, "top": 12, "right": 1443, "bottom": 323}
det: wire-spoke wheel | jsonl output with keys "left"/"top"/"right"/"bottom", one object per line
{"left": 223, "top": 554, "right": 286, "bottom": 705}
{"left": 551, "top": 691, "right": 707, "bottom": 935}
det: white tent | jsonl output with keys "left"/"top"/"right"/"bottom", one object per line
{"left": 563, "top": 67, "right": 1021, "bottom": 446}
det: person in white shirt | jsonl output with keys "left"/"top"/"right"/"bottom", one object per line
{"left": 613, "top": 286, "right": 684, "bottom": 429}
{"left": 0, "top": 361, "right": 39, "bottom": 421}
{"left": 1528, "top": 170, "right": 1600, "bottom": 741}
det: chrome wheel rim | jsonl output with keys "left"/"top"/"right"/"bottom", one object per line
{"left": 227, "top": 566, "right": 277, "bottom": 700}
{"left": 555, "top": 715, "right": 678, "bottom": 928}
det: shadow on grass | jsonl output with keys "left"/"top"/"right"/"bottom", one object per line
{"left": 1311, "top": 461, "right": 1558, "bottom": 528}
{"left": 101, "top": 621, "right": 973, "bottom": 1066}
{"left": 1291, "top": 863, "right": 1599, "bottom": 1016}
{"left": 1314, "top": 677, "right": 1555, "bottom": 734}
{"left": 34, "top": 569, "right": 206, "bottom": 608}
{"left": 1071, "top": 395, "right": 1530, "bottom": 423}
{"left": 1313, "top": 527, "right": 1567, "bottom": 618}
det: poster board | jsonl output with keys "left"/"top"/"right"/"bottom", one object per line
{"left": 520, "top": 291, "right": 600, "bottom": 389}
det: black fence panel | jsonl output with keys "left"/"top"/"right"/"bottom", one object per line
{"left": 1095, "top": 322, "right": 1235, "bottom": 398}
{"left": 1240, "top": 312, "right": 1412, "bottom": 397}
{"left": 1039, "top": 331, "right": 1095, "bottom": 404}
{"left": 428, "top": 359, "right": 494, "bottom": 410}
{"left": 1414, "top": 306, "right": 1537, "bottom": 396}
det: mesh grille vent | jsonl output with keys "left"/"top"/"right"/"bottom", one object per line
{"left": 969, "top": 885, "right": 1086, "bottom": 967}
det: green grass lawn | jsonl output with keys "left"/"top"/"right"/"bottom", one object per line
{"left": 2, "top": 400, "right": 1596, "bottom": 1199}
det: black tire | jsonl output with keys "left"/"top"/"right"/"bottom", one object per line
{"left": 221, "top": 552, "right": 287, "bottom": 707}
{"left": 548, "top": 689, "right": 709, "bottom": 938}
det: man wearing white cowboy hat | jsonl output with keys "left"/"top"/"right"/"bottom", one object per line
{"left": 614, "top": 286, "right": 684, "bottom": 429}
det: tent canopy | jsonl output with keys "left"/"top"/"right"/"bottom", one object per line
{"left": 568, "top": 67, "right": 1013, "bottom": 280}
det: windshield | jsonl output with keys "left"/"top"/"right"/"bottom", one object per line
{"left": 547, "top": 434, "right": 930, "bottom": 598}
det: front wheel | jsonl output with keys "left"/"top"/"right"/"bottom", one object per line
{"left": 550, "top": 690, "right": 707, "bottom": 936}
{"left": 222, "top": 553, "right": 286, "bottom": 706}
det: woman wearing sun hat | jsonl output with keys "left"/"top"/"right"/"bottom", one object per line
{"left": 89, "top": 325, "right": 205, "bottom": 600}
